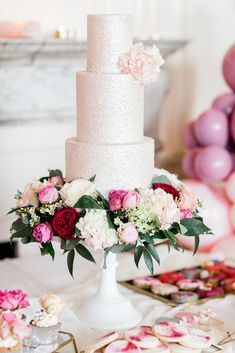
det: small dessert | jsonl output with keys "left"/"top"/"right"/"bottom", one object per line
{"left": 202, "top": 260, "right": 225, "bottom": 272}
{"left": 198, "top": 286, "right": 224, "bottom": 299}
{"left": 133, "top": 277, "right": 161, "bottom": 289}
{"left": 104, "top": 340, "right": 140, "bottom": 353}
{"left": 181, "top": 327, "right": 211, "bottom": 349}
{"left": 151, "top": 283, "right": 178, "bottom": 296}
{"left": 176, "top": 279, "right": 203, "bottom": 291}
{"left": 125, "top": 326, "right": 159, "bottom": 348}
{"left": 171, "top": 291, "right": 199, "bottom": 304}
{"left": 158, "top": 272, "right": 184, "bottom": 285}
{"left": 152, "top": 321, "right": 189, "bottom": 343}
{"left": 204, "top": 273, "right": 227, "bottom": 287}
{"left": 199, "top": 270, "right": 210, "bottom": 280}
{"left": 182, "top": 268, "right": 201, "bottom": 279}
{"left": 220, "top": 277, "right": 235, "bottom": 292}
{"left": 84, "top": 332, "right": 119, "bottom": 353}
{"left": 0, "top": 312, "right": 29, "bottom": 352}
{"left": 30, "top": 294, "right": 65, "bottom": 345}
{"left": 169, "top": 343, "right": 201, "bottom": 353}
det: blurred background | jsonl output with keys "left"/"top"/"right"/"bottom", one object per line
{"left": 1, "top": 0, "right": 235, "bottom": 257}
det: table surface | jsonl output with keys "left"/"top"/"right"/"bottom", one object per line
{"left": 0, "top": 244, "right": 234, "bottom": 352}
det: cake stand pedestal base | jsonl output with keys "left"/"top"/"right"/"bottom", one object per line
{"left": 77, "top": 252, "right": 142, "bottom": 330}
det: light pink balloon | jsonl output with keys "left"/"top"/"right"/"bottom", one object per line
{"left": 211, "top": 235, "right": 235, "bottom": 258}
{"left": 194, "top": 109, "right": 229, "bottom": 147}
{"left": 229, "top": 204, "right": 235, "bottom": 230}
{"left": 178, "top": 180, "right": 231, "bottom": 252}
{"left": 183, "top": 122, "right": 198, "bottom": 148}
{"left": 195, "top": 146, "right": 232, "bottom": 182}
{"left": 231, "top": 109, "right": 235, "bottom": 143}
{"left": 223, "top": 43, "right": 235, "bottom": 91}
{"left": 212, "top": 92, "right": 235, "bottom": 115}
{"left": 225, "top": 172, "right": 235, "bottom": 202}
{"left": 182, "top": 148, "right": 201, "bottom": 179}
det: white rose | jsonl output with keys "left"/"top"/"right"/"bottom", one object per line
{"left": 39, "top": 294, "right": 65, "bottom": 315}
{"left": 60, "top": 179, "right": 96, "bottom": 207}
{"left": 77, "top": 209, "right": 118, "bottom": 251}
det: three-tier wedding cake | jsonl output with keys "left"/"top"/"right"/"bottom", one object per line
{"left": 66, "top": 14, "right": 154, "bottom": 192}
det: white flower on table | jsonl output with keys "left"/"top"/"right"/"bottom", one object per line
{"left": 39, "top": 294, "right": 65, "bottom": 315}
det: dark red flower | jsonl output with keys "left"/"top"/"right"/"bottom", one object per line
{"left": 52, "top": 208, "right": 80, "bottom": 239}
{"left": 152, "top": 183, "right": 180, "bottom": 200}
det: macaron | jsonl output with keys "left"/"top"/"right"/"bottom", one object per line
{"left": 199, "top": 270, "right": 210, "bottom": 280}
{"left": 169, "top": 343, "right": 201, "bottom": 353}
{"left": 158, "top": 272, "right": 185, "bottom": 285}
{"left": 198, "top": 286, "right": 224, "bottom": 299}
{"left": 152, "top": 321, "right": 189, "bottom": 343}
{"left": 133, "top": 276, "right": 161, "bottom": 289}
{"left": 151, "top": 283, "right": 179, "bottom": 296}
{"left": 104, "top": 340, "right": 140, "bottom": 353}
{"left": 181, "top": 328, "right": 211, "bottom": 349}
{"left": 125, "top": 326, "right": 159, "bottom": 349}
{"left": 177, "top": 279, "right": 203, "bottom": 291}
{"left": 171, "top": 291, "right": 199, "bottom": 304}
{"left": 84, "top": 332, "right": 119, "bottom": 353}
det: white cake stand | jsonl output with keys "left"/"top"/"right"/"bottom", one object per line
{"left": 77, "top": 252, "right": 142, "bottom": 330}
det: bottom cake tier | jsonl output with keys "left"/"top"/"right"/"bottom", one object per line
{"left": 66, "top": 136, "right": 154, "bottom": 192}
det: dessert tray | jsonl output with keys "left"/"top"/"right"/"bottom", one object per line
{"left": 120, "top": 261, "right": 235, "bottom": 307}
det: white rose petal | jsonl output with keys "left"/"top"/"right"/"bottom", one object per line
{"left": 60, "top": 179, "right": 96, "bottom": 207}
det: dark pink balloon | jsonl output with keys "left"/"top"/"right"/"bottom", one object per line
{"left": 183, "top": 122, "right": 198, "bottom": 148}
{"left": 223, "top": 43, "right": 235, "bottom": 91}
{"left": 195, "top": 146, "right": 232, "bottom": 182}
{"left": 232, "top": 109, "right": 235, "bottom": 143}
{"left": 182, "top": 148, "right": 200, "bottom": 179}
{"left": 194, "top": 109, "right": 229, "bottom": 147}
{"left": 212, "top": 92, "right": 235, "bottom": 115}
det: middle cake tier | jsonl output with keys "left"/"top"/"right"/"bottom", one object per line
{"left": 66, "top": 137, "right": 154, "bottom": 192}
{"left": 76, "top": 72, "right": 144, "bottom": 144}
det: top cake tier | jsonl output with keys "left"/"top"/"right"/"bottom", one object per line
{"left": 87, "top": 14, "right": 132, "bottom": 73}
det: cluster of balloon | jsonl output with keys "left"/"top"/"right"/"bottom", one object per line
{"left": 180, "top": 44, "right": 235, "bottom": 256}
{"left": 183, "top": 43, "right": 235, "bottom": 182}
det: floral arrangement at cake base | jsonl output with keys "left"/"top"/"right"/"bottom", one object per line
{"left": 9, "top": 168, "right": 211, "bottom": 277}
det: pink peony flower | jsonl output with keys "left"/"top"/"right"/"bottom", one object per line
{"left": 32, "top": 223, "right": 53, "bottom": 243}
{"left": 0, "top": 290, "right": 29, "bottom": 311}
{"left": 118, "top": 42, "right": 164, "bottom": 84}
{"left": 38, "top": 184, "right": 59, "bottom": 204}
{"left": 49, "top": 176, "right": 64, "bottom": 187}
{"left": 108, "top": 190, "right": 128, "bottom": 212}
{"left": 17, "top": 180, "right": 42, "bottom": 208}
{"left": 178, "top": 185, "right": 198, "bottom": 212}
{"left": 119, "top": 223, "right": 138, "bottom": 244}
{"left": 122, "top": 191, "right": 140, "bottom": 209}
{"left": 180, "top": 209, "right": 193, "bottom": 219}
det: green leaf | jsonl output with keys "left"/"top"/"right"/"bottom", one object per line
{"left": 96, "top": 190, "right": 109, "bottom": 209}
{"left": 103, "top": 250, "right": 109, "bottom": 269}
{"left": 134, "top": 246, "right": 143, "bottom": 268}
{"left": 143, "top": 249, "right": 154, "bottom": 276}
{"left": 109, "top": 243, "right": 135, "bottom": 253}
{"left": 145, "top": 244, "right": 160, "bottom": 265}
{"left": 11, "top": 218, "right": 25, "bottom": 231}
{"left": 172, "top": 222, "right": 188, "bottom": 235}
{"left": 152, "top": 231, "right": 167, "bottom": 240}
{"left": 193, "top": 235, "right": 200, "bottom": 255}
{"left": 89, "top": 175, "right": 96, "bottom": 182}
{"left": 140, "top": 233, "right": 154, "bottom": 244}
{"left": 21, "top": 234, "right": 35, "bottom": 244}
{"left": 49, "top": 169, "right": 63, "bottom": 178}
{"left": 62, "top": 238, "right": 80, "bottom": 251}
{"left": 106, "top": 213, "right": 116, "bottom": 229}
{"left": 181, "top": 218, "right": 212, "bottom": 237}
{"left": 7, "top": 207, "right": 25, "bottom": 215}
{"left": 67, "top": 249, "right": 75, "bottom": 278}
{"left": 60, "top": 239, "right": 67, "bottom": 250}
{"left": 11, "top": 227, "right": 32, "bottom": 239}
{"left": 163, "top": 230, "right": 181, "bottom": 251}
{"left": 73, "top": 195, "right": 104, "bottom": 209}
{"left": 75, "top": 244, "right": 96, "bottom": 264}
{"left": 41, "top": 242, "right": 55, "bottom": 260}
{"left": 151, "top": 175, "right": 172, "bottom": 185}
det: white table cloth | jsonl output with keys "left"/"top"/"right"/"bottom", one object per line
{"left": 0, "top": 244, "right": 234, "bottom": 352}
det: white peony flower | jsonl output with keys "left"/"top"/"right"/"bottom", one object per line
{"left": 59, "top": 179, "right": 96, "bottom": 207}
{"left": 140, "top": 188, "right": 181, "bottom": 230}
{"left": 39, "top": 294, "right": 65, "bottom": 315}
{"left": 76, "top": 209, "right": 118, "bottom": 250}
{"left": 153, "top": 168, "right": 182, "bottom": 188}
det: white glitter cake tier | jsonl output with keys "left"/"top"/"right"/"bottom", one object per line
{"left": 66, "top": 137, "right": 154, "bottom": 192}
{"left": 87, "top": 14, "right": 132, "bottom": 73}
{"left": 77, "top": 72, "right": 144, "bottom": 144}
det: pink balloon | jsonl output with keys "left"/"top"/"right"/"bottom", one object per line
{"left": 212, "top": 92, "right": 235, "bottom": 115}
{"left": 229, "top": 204, "right": 235, "bottom": 230}
{"left": 194, "top": 109, "right": 229, "bottom": 147}
{"left": 225, "top": 172, "right": 235, "bottom": 202}
{"left": 223, "top": 43, "right": 235, "bottom": 91}
{"left": 178, "top": 180, "right": 232, "bottom": 252}
{"left": 231, "top": 109, "right": 235, "bottom": 143}
{"left": 195, "top": 146, "right": 232, "bottom": 182}
{"left": 183, "top": 122, "right": 198, "bottom": 148}
{"left": 211, "top": 235, "right": 235, "bottom": 258}
{"left": 182, "top": 148, "right": 201, "bottom": 179}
